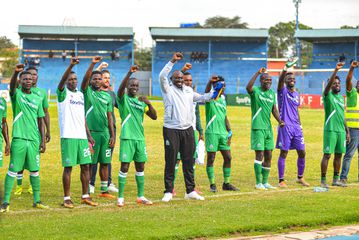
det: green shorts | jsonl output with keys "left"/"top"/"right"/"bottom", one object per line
{"left": 323, "top": 131, "right": 346, "bottom": 154}
{"left": 205, "top": 133, "right": 230, "bottom": 152}
{"left": 178, "top": 131, "right": 199, "bottom": 160}
{"left": 120, "top": 139, "right": 147, "bottom": 163}
{"left": 61, "top": 138, "right": 92, "bottom": 167}
{"left": 251, "top": 129, "right": 274, "bottom": 150}
{"left": 9, "top": 138, "right": 40, "bottom": 172}
{"left": 91, "top": 131, "right": 112, "bottom": 164}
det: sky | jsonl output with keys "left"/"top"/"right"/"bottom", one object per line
{"left": 1, "top": 0, "right": 358, "bottom": 48}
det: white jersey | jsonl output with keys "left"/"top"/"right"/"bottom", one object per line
{"left": 57, "top": 87, "right": 87, "bottom": 139}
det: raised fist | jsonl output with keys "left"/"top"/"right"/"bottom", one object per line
{"left": 70, "top": 57, "right": 80, "bottom": 65}
{"left": 99, "top": 62, "right": 109, "bottom": 69}
{"left": 258, "top": 67, "right": 266, "bottom": 74}
{"left": 15, "top": 64, "right": 25, "bottom": 72}
{"left": 351, "top": 61, "right": 359, "bottom": 68}
{"left": 172, "top": 52, "right": 183, "bottom": 62}
{"left": 92, "top": 56, "right": 102, "bottom": 64}
{"left": 182, "top": 63, "right": 192, "bottom": 72}
{"left": 130, "top": 65, "right": 140, "bottom": 73}
{"left": 336, "top": 62, "right": 344, "bottom": 70}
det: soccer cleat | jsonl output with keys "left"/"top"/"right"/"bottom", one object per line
{"left": 320, "top": 180, "right": 329, "bottom": 188}
{"left": 14, "top": 185, "right": 23, "bottom": 195}
{"left": 332, "top": 179, "right": 346, "bottom": 187}
{"left": 0, "top": 203, "right": 10, "bottom": 213}
{"left": 296, "top": 178, "right": 310, "bottom": 187}
{"left": 99, "top": 192, "right": 116, "bottom": 199}
{"left": 33, "top": 201, "right": 50, "bottom": 209}
{"left": 62, "top": 200, "right": 74, "bottom": 209}
{"left": 222, "top": 183, "right": 240, "bottom": 191}
{"left": 136, "top": 197, "right": 153, "bottom": 205}
{"left": 89, "top": 184, "right": 95, "bottom": 194}
{"left": 255, "top": 183, "right": 267, "bottom": 190}
{"left": 117, "top": 198, "right": 125, "bottom": 207}
{"left": 339, "top": 179, "right": 348, "bottom": 187}
{"left": 28, "top": 185, "right": 33, "bottom": 194}
{"left": 209, "top": 184, "right": 217, "bottom": 193}
{"left": 162, "top": 193, "right": 173, "bottom": 202}
{"left": 263, "top": 183, "right": 277, "bottom": 189}
{"left": 81, "top": 197, "right": 98, "bottom": 206}
{"left": 278, "top": 181, "right": 288, "bottom": 188}
{"left": 108, "top": 183, "right": 118, "bottom": 193}
{"left": 184, "top": 191, "right": 205, "bottom": 200}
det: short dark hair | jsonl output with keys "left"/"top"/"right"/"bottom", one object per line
{"left": 91, "top": 70, "right": 102, "bottom": 78}
{"left": 25, "top": 66, "right": 38, "bottom": 72}
{"left": 101, "top": 69, "right": 110, "bottom": 75}
{"left": 70, "top": 71, "right": 76, "bottom": 74}
{"left": 335, "top": 76, "right": 340, "bottom": 80}
{"left": 183, "top": 72, "right": 191, "bottom": 76}
{"left": 19, "top": 71, "right": 32, "bottom": 79}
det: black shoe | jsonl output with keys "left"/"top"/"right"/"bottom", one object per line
{"left": 0, "top": 202, "right": 9, "bottom": 213}
{"left": 222, "top": 183, "right": 240, "bottom": 191}
{"left": 210, "top": 184, "right": 217, "bottom": 192}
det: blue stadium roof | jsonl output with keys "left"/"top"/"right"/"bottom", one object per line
{"left": 18, "top": 25, "right": 133, "bottom": 39}
{"left": 150, "top": 27, "right": 268, "bottom": 41}
{"left": 295, "top": 29, "right": 359, "bottom": 42}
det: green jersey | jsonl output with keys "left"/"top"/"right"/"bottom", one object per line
{"left": 82, "top": 86, "right": 113, "bottom": 132}
{"left": 0, "top": 97, "right": 7, "bottom": 141}
{"left": 323, "top": 91, "right": 345, "bottom": 133}
{"left": 346, "top": 88, "right": 357, "bottom": 107}
{"left": 11, "top": 88, "right": 44, "bottom": 141}
{"left": 32, "top": 87, "right": 49, "bottom": 109}
{"left": 117, "top": 94, "right": 148, "bottom": 140}
{"left": 205, "top": 96, "right": 228, "bottom": 135}
{"left": 250, "top": 86, "right": 276, "bottom": 130}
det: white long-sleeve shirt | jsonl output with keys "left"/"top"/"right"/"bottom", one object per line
{"left": 159, "top": 61, "right": 213, "bottom": 130}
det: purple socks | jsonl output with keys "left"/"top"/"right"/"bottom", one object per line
{"left": 297, "top": 157, "right": 305, "bottom": 178}
{"left": 278, "top": 157, "right": 286, "bottom": 180}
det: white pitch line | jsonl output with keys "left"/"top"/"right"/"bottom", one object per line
{"left": 6, "top": 183, "right": 359, "bottom": 215}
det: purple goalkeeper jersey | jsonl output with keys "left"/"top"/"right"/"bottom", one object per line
{"left": 278, "top": 87, "right": 300, "bottom": 126}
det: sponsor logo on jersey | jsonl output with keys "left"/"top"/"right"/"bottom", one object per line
{"left": 286, "top": 93, "right": 299, "bottom": 104}
{"left": 333, "top": 98, "right": 344, "bottom": 108}
{"left": 20, "top": 95, "right": 39, "bottom": 109}
{"left": 70, "top": 99, "right": 84, "bottom": 106}
{"left": 259, "top": 95, "right": 274, "bottom": 103}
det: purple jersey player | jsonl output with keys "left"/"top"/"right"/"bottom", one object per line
{"left": 276, "top": 59, "right": 309, "bottom": 187}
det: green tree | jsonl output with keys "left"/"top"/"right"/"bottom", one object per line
{"left": 268, "top": 21, "right": 312, "bottom": 67}
{"left": 134, "top": 47, "right": 152, "bottom": 71}
{"left": 340, "top": 25, "right": 359, "bottom": 29}
{"left": 0, "top": 36, "right": 17, "bottom": 78}
{"left": 202, "top": 15, "right": 248, "bottom": 29}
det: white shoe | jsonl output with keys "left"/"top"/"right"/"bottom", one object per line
{"left": 162, "top": 193, "right": 173, "bottom": 202}
{"left": 184, "top": 191, "right": 205, "bottom": 200}
{"left": 263, "top": 183, "right": 277, "bottom": 189}
{"left": 108, "top": 183, "right": 118, "bottom": 193}
{"left": 117, "top": 197, "right": 125, "bottom": 207}
{"left": 89, "top": 184, "right": 95, "bottom": 194}
{"left": 255, "top": 183, "right": 267, "bottom": 190}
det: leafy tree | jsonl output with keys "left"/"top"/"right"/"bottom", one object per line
{"left": 268, "top": 21, "right": 313, "bottom": 67}
{"left": 202, "top": 16, "right": 248, "bottom": 29}
{"left": 340, "top": 25, "right": 359, "bottom": 29}
{"left": 134, "top": 47, "right": 152, "bottom": 71}
{"left": 0, "top": 36, "right": 17, "bottom": 78}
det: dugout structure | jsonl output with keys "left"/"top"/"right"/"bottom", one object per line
{"left": 295, "top": 29, "right": 359, "bottom": 94}
{"left": 150, "top": 27, "right": 268, "bottom": 96}
{"left": 18, "top": 25, "right": 134, "bottom": 93}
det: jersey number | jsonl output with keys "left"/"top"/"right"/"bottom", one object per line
{"left": 84, "top": 148, "right": 91, "bottom": 158}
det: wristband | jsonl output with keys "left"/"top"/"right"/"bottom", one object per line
{"left": 227, "top": 130, "right": 232, "bottom": 139}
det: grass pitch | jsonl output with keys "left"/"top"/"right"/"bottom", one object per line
{"left": 2, "top": 102, "right": 359, "bottom": 239}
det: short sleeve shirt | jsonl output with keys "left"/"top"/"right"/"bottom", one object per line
{"left": 11, "top": 88, "right": 45, "bottom": 141}
{"left": 346, "top": 88, "right": 357, "bottom": 108}
{"left": 323, "top": 91, "right": 345, "bottom": 133}
{"left": 117, "top": 94, "right": 147, "bottom": 141}
{"left": 250, "top": 86, "right": 276, "bottom": 130}
{"left": 82, "top": 86, "right": 113, "bottom": 132}
{"left": 205, "top": 96, "right": 227, "bottom": 135}
{"left": 32, "top": 87, "right": 49, "bottom": 109}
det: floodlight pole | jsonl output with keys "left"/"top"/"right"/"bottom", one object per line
{"left": 294, "top": 0, "right": 301, "bottom": 67}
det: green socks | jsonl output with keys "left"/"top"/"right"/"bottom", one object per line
{"left": 100, "top": 181, "right": 108, "bottom": 193}
{"left": 3, "top": 171, "right": 16, "bottom": 203}
{"left": 254, "top": 160, "right": 262, "bottom": 184}
{"left": 30, "top": 172, "right": 40, "bottom": 203}
{"left": 206, "top": 166, "right": 215, "bottom": 184}
{"left": 17, "top": 173, "right": 23, "bottom": 186}
{"left": 223, "top": 168, "right": 231, "bottom": 184}
{"left": 118, "top": 171, "right": 127, "bottom": 198}
{"left": 262, "top": 167, "right": 270, "bottom": 184}
{"left": 135, "top": 172, "right": 145, "bottom": 198}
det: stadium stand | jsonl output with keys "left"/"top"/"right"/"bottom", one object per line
{"left": 296, "top": 29, "right": 359, "bottom": 94}
{"left": 150, "top": 28, "right": 268, "bottom": 96}
{"left": 17, "top": 25, "right": 134, "bottom": 93}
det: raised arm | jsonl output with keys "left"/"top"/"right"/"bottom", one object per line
{"left": 117, "top": 65, "right": 139, "bottom": 99}
{"left": 205, "top": 76, "right": 219, "bottom": 93}
{"left": 81, "top": 56, "right": 102, "bottom": 91}
{"left": 181, "top": 62, "right": 192, "bottom": 73}
{"left": 159, "top": 52, "right": 183, "bottom": 94}
{"left": 247, "top": 67, "right": 266, "bottom": 94}
{"left": 324, "top": 62, "right": 344, "bottom": 96}
{"left": 2, "top": 118, "right": 9, "bottom": 156}
{"left": 96, "top": 62, "right": 109, "bottom": 71}
{"left": 346, "top": 61, "right": 359, "bottom": 92}
{"left": 58, "top": 57, "right": 79, "bottom": 91}
{"left": 139, "top": 96, "right": 157, "bottom": 120}
{"left": 278, "top": 58, "right": 298, "bottom": 91}
{"left": 10, "top": 64, "right": 24, "bottom": 96}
